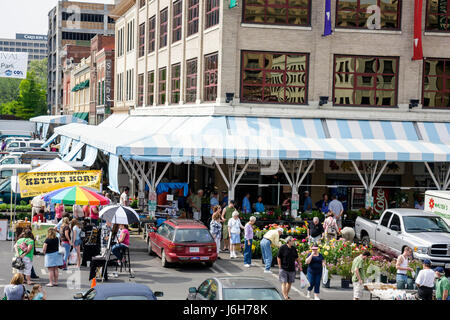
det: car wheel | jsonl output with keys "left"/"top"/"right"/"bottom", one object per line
{"left": 361, "top": 235, "right": 370, "bottom": 247}
{"left": 147, "top": 239, "right": 155, "bottom": 256}
{"left": 161, "top": 250, "right": 170, "bottom": 268}
{"left": 204, "top": 262, "right": 214, "bottom": 268}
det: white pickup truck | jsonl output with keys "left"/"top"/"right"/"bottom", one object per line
{"left": 355, "top": 209, "right": 450, "bottom": 270}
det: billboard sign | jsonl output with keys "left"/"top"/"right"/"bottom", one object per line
{"left": 0, "top": 52, "right": 28, "bottom": 79}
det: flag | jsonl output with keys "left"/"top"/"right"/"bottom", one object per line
{"left": 323, "top": 0, "right": 332, "bottom": 36}
{"left": 413, "top": 0, "right": 423, "bottom": 60}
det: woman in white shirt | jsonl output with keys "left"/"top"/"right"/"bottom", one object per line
{"left": 228, "top": 211, "right": 244, "bottom": 259}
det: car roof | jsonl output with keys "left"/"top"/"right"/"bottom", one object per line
{"left": 213, "top": 277, "right": 278, "bottom": 289}
{"left": 386, "top": 208, "right": 439, "bottom": 217}
{"left": 92, "top": 283, "right": 155, "bottom": 299}
{"left": 166, "top": 219, "right": 207, "bottom": 229}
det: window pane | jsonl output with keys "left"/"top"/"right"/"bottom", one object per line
{"left": 243, "top": 70, "right": 263, "bottom": 85}
{"left": 336, "top": 0, "right": 400, "bottom": 29}
{"left": 244, "top": 0, "right": 311, "bottom": 26}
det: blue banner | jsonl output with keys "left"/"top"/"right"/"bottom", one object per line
{"left": 323, "top": 0, "right": 332, "bottom": 36}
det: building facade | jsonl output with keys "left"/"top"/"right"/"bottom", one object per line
{"left": 47, "top": 0, "right": 117, "bottom": 116}
{"left": 0, "top": 34, "right": 48, "bottom": 62}
{"left": 107, "top": 0, "right": 450, "bottom": 210}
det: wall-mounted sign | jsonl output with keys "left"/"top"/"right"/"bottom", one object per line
{"left": 0, "top": 52, "right": 28, "bottom": 79}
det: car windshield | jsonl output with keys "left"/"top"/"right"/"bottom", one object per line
{"left": 222, "top": 288, "right": 283, "bottom": 300}
{"left": 403, "top": 216, "right": 450, "bottom": 233}
{"left": 174, "top": 229, "right": 214, "bottom": 243}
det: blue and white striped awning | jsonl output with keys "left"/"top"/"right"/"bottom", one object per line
{"left": 54, "top": 116, "right": 450, "bottom": 163}
{"left": 326, "top": 120, "right": 418, "bottom": 140}
{"left": 417, "top": 122, "right": 450, "bottom": 144}
{"left": 30, "top": 115, "right": 88, "bottom": 125}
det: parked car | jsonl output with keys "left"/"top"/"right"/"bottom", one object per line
{"left": 147, "top": 219, "right": 217, "bottom": 267}
{"left": 0, "top": 154, "right": 22, "bottom": 165}
{"left": 20, "top": 151, "right": 59, "bottom": 164}
{"left": 73, "top": 283, "right": 163, "bottom": 300}
{"left": 355, "top": 208, "right": 450, "bottom": 270}
{"left": 6, "top": 140, "right": 48, "bottom": 152}
{"left": 0, "top": 164, "right": 32, "bottom": 181}
{"left": 187, "top": 277, "right": 283, "bottom": 300}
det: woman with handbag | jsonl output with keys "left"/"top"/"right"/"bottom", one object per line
{"left": 43, "top": 228, "right": 63, "bottom": 287}
{"left": 3, "top": 274, "right": 28, "bottom": 300}
{"left": 323, "top": 212, "right": 339, "bottom": 241}
{"left": 14, "top": 229, "right": 35, "bottom": 285}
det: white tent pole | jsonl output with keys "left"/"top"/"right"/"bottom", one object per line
{"left": 152, "top": 162, "right": 157, "bottom": 188}
{"left": 295, "top": 160, "right": 303, "bottom": 187}
{"left": 370, "top": 161, "right": 378, "bottom": 189}
{"left": 352, "top": 161, "right": 368, "bottom": 190}
{"left": 443, "top": 165, "right": 450, "bottom": 190}
{"left": 370, "top": 161, "right": 389, "bottom": 190}
{"left": 279, "top": 161, "right": 294, "bottom": 188}
{"left": 233, "top": 160, "right": 250, "bottom": 188}
{"left": 155, "top": 162, "right": 171, "bottom": 187}
{"left": 213, "top": 158, "right": 230, "bottom": 188}
{"left": 134, "top": 160, "right": 152, "bottom": 190}
{"left": 119, "top": 157, "right": 132, "bottom": 179}
{"left": 425, "top": 162, "right": 441, "bottom": 190}
{"left": 297, "top": 160, "right": 315, "bottom": 188}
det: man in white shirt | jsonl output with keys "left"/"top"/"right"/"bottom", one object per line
{"left": 415, "top": 259, "right": 435, "bottom": 300}
{"left": 120, "top": 187, "right": 129, "bottom": 206}
{"left": 328, "top": 195, "right": 344, "bottom": 229}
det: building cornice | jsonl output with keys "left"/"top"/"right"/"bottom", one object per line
{"left": 110, "top": 0, "right": 135, "bottom": 19}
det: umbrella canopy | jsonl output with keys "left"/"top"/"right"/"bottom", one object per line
{"left": 99, "top": 205, "right": 140, "bottom": 225}
{"left": 42, "top": 186, "right": 110, "bottom": 206}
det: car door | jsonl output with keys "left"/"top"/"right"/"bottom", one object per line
{"left": 386, "top": 213, "right": 402, "bottom": 256}
{"left": 160, "top": 225, "right": 175, "bottom": 253}
{"left": 153, "top": 224, "right": 168, "bottom": 256}
{"left": 195, "top": 280, "right": 212, "bottom": 301}
{"left": 376, "top": 211, "right": 393, "bottom": 251}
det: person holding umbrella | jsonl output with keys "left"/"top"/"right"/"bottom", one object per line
{"left": 112, "top": 224, "right": 130, "bottom": 265}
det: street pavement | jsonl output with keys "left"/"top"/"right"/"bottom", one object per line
{"left": 0, "top": 234, "right": 369, "bottom": 300}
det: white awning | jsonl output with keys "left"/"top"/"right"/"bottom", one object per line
{"left": 30, "top": 115, "right": 87, "bottom": 125}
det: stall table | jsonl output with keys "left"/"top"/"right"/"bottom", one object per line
{"left": 364, "top": 283, "right": 417, "bottom": 300}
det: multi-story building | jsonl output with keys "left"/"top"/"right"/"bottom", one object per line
{"left": 0, "top": 34, "right": 48, "bottom": 62}
{"left": 107, "top": 0, "right": 450, "bottom": 208}
{"left": 70, "top": 56, "right": 92, "bottom": 120}
{"left": 47, "top": 0, "right": 117, "bottom": 116}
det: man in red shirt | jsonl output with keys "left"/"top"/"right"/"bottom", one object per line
{"left": 83, "top": 205, "right": 90, "bottom": 219}
{"left": 32, "top": 209, "right": 46, "bottom": 223}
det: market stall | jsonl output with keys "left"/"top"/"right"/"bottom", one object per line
{"left": 364, "top": 283, "right": 417, "bottom": 300}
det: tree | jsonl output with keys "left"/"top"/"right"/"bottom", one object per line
{"left": 0, "top": 100, "right": 21, "bottom": 115}
{"left": 28, "top": 58, "right": 47, "bottom": 90}
{"left": 0, "top": 78, "right": 21, "bottom": 105}
{"left": 15, "top": 71, "right": 47, "bottom": 120}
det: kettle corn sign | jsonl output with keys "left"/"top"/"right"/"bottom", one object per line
{"left": 18, "top": 170, "right": 102, "bottom": 197}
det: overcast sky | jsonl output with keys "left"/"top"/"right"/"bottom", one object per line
{"left": 0, "top": 0, "right": 114, "bottom": 39}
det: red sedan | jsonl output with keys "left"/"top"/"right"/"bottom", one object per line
{"left": 147, "top": 219, "right": 217, "bottom": 268}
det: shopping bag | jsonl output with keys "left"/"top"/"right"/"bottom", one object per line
{"left": 322, "top": 265, "right": 329, "bottom": 285}
{"left": 58, "top": 245, "right": 66, "bottom": 256}
{"left": 12, "top": 256, "right": 25, "bottom": 270}
{"left": 300, "top": 271, "right": 309, "bottom": 289}
{"left": 68, "top": 249, "right": 77, "bottom": 265}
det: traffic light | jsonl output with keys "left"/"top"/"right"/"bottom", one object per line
{"left": 229, "top": 0, "right": 238, "bottom": 9}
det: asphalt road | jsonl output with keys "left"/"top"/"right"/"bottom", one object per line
{"left": 0, "top": 235, "right": 369, "bottom": 300}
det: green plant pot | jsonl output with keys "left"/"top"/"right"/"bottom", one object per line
{"left": 323, "top": 279, "right": 331, "bottom": 288}
{"left": 380, "top": 275, "right": 388, "bottom": 283}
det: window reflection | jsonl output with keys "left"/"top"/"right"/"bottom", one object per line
{"left": 423, "top": 58, "right": 450, "bottom": 108}
{"left": 243, "top": 0, "right": 311, "bottom": 26}
{"left": 426, "top": 0, "right": 450, "bottom": 32}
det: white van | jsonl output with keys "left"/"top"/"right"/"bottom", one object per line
{"left": 6, "top": 140, "right": 47, "bottom": 152}
{"left": 0, "top": 154, "right": 21, "bottom": 166}
{"left": 424, "top": 190, "right": 450, "bottom": 226}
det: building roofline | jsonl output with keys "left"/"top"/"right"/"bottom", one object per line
{"left": 109, "top": 0, "right": 135, "bottom": 19}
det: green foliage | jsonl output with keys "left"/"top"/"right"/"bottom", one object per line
{"left": 0, "top": 78, "right": 21, "bottom": 105}
{"left": 28, "top": 59, "right": 47, "bottom": 90}
{"left": 0, "top": 100, "right": 21, "bottom": 115}
{"left": 15, "top": 71, "right": 47, "bottom": 119}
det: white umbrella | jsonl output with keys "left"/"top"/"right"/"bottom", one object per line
{"left": 99, "top": 204, "right": 140, "bottom": 225}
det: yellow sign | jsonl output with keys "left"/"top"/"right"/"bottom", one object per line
{"left": 18, "top": 170, "right": 102, "bottom": 197}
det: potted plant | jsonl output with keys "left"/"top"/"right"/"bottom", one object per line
{"left": 337, "top": 257, "right": 353, "bottom": 289}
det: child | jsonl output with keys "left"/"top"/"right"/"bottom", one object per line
{"left": 29, "top": 284, "right": 47, "bottom": 300}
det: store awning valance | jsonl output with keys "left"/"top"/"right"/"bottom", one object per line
{"left": 54, "top": 116, "right": 450, "bottom": 163}
{"left": 417, "top": 122, "right": 450, "bottom": 144}
{"left": 30, "top": 115, "right": 87, "bottom": 125}
{"left": 71, "top": 80, "right": 90, "bottom": 92}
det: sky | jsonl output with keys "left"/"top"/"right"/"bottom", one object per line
{"left": 0, "top": 0, "right": 114, "bottom": 39}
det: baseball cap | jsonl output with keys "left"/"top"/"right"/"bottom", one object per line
{"left": 423, "top": 259, "right": 432, "bottom": 266}
{"left": 311, "top": 245, "right": 319, "bottom": 250}
{"left": 434, "top": 267, "right": 444, "bottom": 273}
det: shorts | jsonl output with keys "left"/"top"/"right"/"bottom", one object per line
{"left": 230, "top": 233, "right": 240, "bottom": 245}
{"left": 20, "top": 257, "right": 33, "bottom": 276}
{"left": 353, "top": 281, "right": 364, "bottom": 299}
{"left": 279, "top": 269, "right": 296, "bottom": 284}
{"left": 222, "top": 224, "right": 229, "bottom": 240}
{"left": 74, "top": 239, "right": 83, "bottom": 247}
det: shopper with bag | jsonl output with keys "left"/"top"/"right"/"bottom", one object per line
{"left": 307, "top": 217, "right": 324, "bottom": 244}
{"left": 277, "top": 236, "right": 302, "bottom": 300}
{"left": 14, "top": 229, "right": 35, "bottom": 285}
{"left": 305, "top": 245, "right": 325, "bottom": 300}
{"left": 3, "top": 274, "right": 28, "bottom": 300}
{"left": 323, "top": 212, "right": 339, "bottom": 241}
{"left": 209, "top": 206, "right": 223, "bottom": 256}
{"left": 42, "top": 228, "right": 63, "bottom": 287}
{"left": 70, "top": 219, "right": 82, "bottom": 267}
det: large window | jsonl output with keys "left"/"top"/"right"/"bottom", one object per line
{"left": 159, "top": 67, "right": 167, "bottom": 104}
{"left": 126, "top": 69, "right": 134, "bottom": 101}
{"left": 243, "top": 0, "right": 311, "bottom": 26}
{"left": 148, "top": 16, "right": 156, "bottom": 53}
{"left": 126, "top": 20, "right": 135, "bottom": 52}
{"left": 186, "top": 58, "right": 197, "bottom": 103}
{"left": 188, "top": 0, "right": 199, "bottom": 36}
{"left": 138, "top": 73, "right": 144, "bottom": 106}
{"left": 426, "top": 0, "right": 450, "bottom": 32}
{"left": 173, "top": 0, "right": 183, "bottom": 43}
{"left": 117, "top": 73, "right": 123, "bottom": 101}
{"left": 336, "top": 0, "right": 401, "bottom": 30}
{"left": 139, "top": 0, "right": 146, "bottom": 9}
{"left": 139, "top": 23, "right": 145, "bottom": 58}
{"left": 147, "top": 71, "right": 154, "bottom": 105}
{"left": 333, "top": 55, "right": 399, "bottom": 107}
{"left": 423, "top": 58, "right": 450, "bottom": 108}
{"left": 117, "top": 28, "right": 124, "bottom": 57}
{"left": 171, "top": 64, "right": 181, "bottom": 104}
{"left": 204, "top": 53, "right": 218, "bottom": 102}
{"left": 205, "top": 0, "right": 220, "bottom": 29}
{"left": 241, "top": 51, "right": 308, "bottom": 104}
{"left": 160, "top": 8, "right": 168, "bottom": 48}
